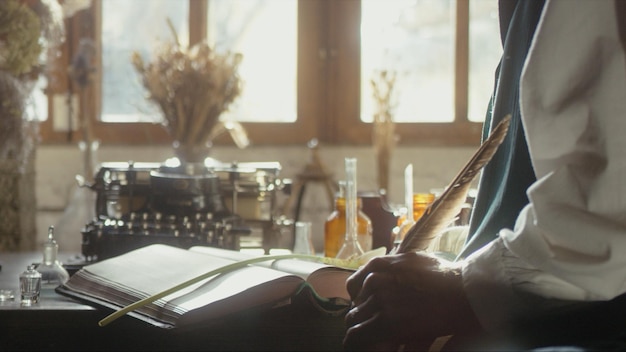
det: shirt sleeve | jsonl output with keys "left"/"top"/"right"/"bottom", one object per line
{"left": 462, "top": 0, "right": 626, "bottom": 331}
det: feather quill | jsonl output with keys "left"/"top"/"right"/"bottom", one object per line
{"left": 394, "top": 114, "right": 512, "bottom": 254}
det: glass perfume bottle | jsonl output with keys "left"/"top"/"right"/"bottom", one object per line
{"left": 19, "top": 264, "right": 41, "bottom": 305}
{"left": 324, "top": 181, "right": 373, "bottom": 258}
{"left": 336, "top": 158, "right": 365, "bottom": 260}
{"left": 37, "top": 226, "right": 70, "bottom": 289}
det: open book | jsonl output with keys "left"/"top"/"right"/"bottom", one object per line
{"left": 56, "top": 244, "right": 355, "bottom": 329}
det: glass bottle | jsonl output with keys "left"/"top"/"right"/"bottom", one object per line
{"left": 324, "top": 182, "right": 373, "bottom": 258}
{"left": 293, "top": 222, "right": 315, "bottom": 255}
{"left": 336, "top": 158, "right": 364, "bottom": 259}
{"left": 412, "top": 192, "right": 436, "bottom": 222}
{"left": 392, "top": 193, "right": 436, "bottom": 247}
{"left": 37, "top": 226, "right": 70, "bottom": 289}
{"left": 19, "top": 265, "right": 41, "bottom": 305}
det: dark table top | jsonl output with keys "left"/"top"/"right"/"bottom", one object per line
{"left": 0, "top": 252, "right": 347, "bottom": 351}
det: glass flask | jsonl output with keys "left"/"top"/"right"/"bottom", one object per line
{"left": 335, "top": 158, "right": 366, "bottom": 260}
{"left": 37, "top": 226, "right": 70, "bottom": 289}
{"left": 324, "top": 182, "right": 373, "bottom": 258}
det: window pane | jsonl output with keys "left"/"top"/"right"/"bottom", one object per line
{"left": 361, "top": 0, "right": 454, "bottom": 123}
{"left": 468, "top": 0, "right": 501, "bottom": 122}
{"left": 100, "top": 0, "right": 188, "bottom": 123}
{"left": 207, "top": 0, "right": 297, "bottom": 123}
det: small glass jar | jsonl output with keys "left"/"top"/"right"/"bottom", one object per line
{"left": 293, "top": 222, "right": 315, "bottom": 255}
{"left": 19, "top": 265, "right": 42, "bottom": 305}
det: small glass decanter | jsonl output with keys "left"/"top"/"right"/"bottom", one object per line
{"left": 336, "top": 158, "right": 365, "bottom": 260}
{"left": 37, "top": 226, "right": 70, "bottom": 289}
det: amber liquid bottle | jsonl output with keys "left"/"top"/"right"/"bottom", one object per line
{"left": 411, "top": 192, "right": 436, "bottom": 222}
{"left": 324, "top": 188, "right": 373, "bottom": 258}
{"left": 392, "top": 192, "right": 436, "bottom": 246}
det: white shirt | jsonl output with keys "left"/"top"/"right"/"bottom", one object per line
{"left": 462, "top": 0, "right": 626, "bottom": 331}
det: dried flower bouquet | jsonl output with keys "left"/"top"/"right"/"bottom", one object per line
{"left": 131, "top": 23, "right": 243, "bottom": 163}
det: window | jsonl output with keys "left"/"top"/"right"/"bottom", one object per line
{"left": 207, "top": 0, "right": 298, "bottom": 123}
{"left": 361, "top": 0, "right": 455, "bottom": 123}
{"left": 468, "top": 0, "right": 501, "bottom": 122}
{"left": 40, "top": 0, "right": 500, "bottom": 146}
{"left": 100, "top": 0, "right": 189, "bottom": 123}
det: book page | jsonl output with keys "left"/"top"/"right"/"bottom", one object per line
{"left": 64, "top": 244, "right": 305, "bottom": 325}
{"left": 189, "top": 245, "right": 260, "bottom": 262}
{"left": 189, "top": 246, "right": 354, "bottom": 301}
{"left": 81, "top": 245, "right": 236, "bottom": 300}
{"left": 177, "top": 274, "right": 303, "bottom": 327}
{"left": 190, "top": 245, "right": 339, "bottom": 278}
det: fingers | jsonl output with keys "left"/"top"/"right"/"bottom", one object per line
{"left": 344, "top": 309, "right": 388, "bottom": 350}
{"left": 344, "top": 274, "right": 397, "bottom": 349}
{"left": 344, "top": 292, "right": 432, "bottom": 351}
{"left": 346, "top": 256, "right": 393, "bottom": 300}
{"left": 344, "top": 273, "right": 412, "bottom": 349}
{"left": 353, "top": 270, "right": 396, "bottom": 306}
{"left": 345, "top": 294, "right": 376, "bottom": 327}
{"left": 344, "top": 297, "right": 384, "bottom": 350}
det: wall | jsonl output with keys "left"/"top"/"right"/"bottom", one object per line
{"left": 35, "top": 144, "right": 476, "bottom": 254}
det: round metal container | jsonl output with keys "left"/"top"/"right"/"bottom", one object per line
{"left": 149, "top": 163, "right": 228, "bottom": 217}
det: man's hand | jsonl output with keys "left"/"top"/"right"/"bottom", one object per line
{"left": 343, "top": 252, "right": 483, "bottom": 350}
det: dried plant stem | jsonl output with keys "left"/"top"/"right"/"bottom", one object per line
{"left": 188, "top": 101, "right": 213, "bottom": 146}
{"left": 166, "top": 17, "right": 180, "bottom": 47}
{"left": 174, "top": 97, "right": 186, "bottom": 142}
{"left": 376, "top": 141, "right": 392, "bottom": 192}
{"left": 191, "top": 96, "right": 213, "bottom": 139}
{"left": 371, "top": 70, "right": 397, "bottom": 191}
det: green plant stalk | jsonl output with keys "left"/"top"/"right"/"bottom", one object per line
{"left": 98, "top": 253, "right": 362, "bottom": 327}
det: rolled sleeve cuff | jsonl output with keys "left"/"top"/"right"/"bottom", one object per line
{"left": 462, "top": 233, "right": 590, "bottom": 333}
{"left": 462, "top": 237, "right": 524, "bottom": 332}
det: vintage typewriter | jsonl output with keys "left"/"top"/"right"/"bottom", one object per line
{"left": 81, "top": 158, "right": 286, "bottom": 261}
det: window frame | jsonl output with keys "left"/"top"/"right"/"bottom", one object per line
{"left": 39, "top": 0, "right": 483, "bottom": 147}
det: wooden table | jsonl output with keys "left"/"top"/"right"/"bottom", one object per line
{"left": 0, "top": 252, "right": 347, "bottom": 351}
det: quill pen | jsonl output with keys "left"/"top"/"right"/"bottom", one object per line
{"left": 394, "top": 114, "right": 512, "bottom": 254}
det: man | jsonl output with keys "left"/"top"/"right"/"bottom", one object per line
{"left": 344, "top": 0, "right": 626, "bottom": 350}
